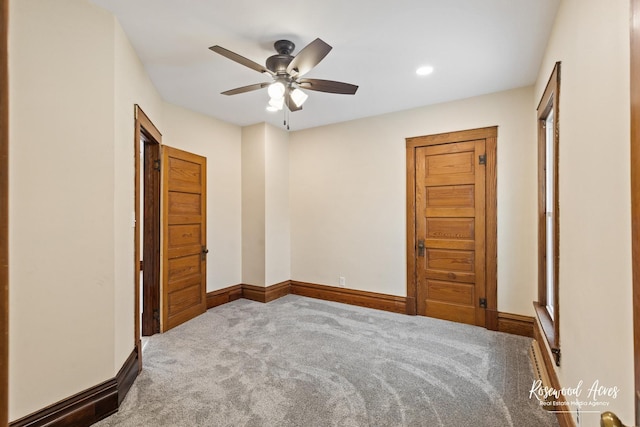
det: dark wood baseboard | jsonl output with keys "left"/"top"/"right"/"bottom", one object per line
{"left": 207, "top": 283, "right": 533, "bottom": 342}
{"left": 242, "top": 281, "right": 291, "bottom": 303}
{"left": 206, "top": 282, "right": 292, "bottom": 307}
{"left": 497, "top": 312, "right": 534, "bottom": 338}
{"left": 533, "top": 318, "right": 576, "bottom": 427}
{"left": 207, "top": 281, "right": 407, "bottom": 314}
{"left": 115, "top": 348, "right": 139, "bottom": 406}
{"left": 9, "top": 380, "right": 117, "bottom": 427}
{"left": 10, "top": 348, "right": 139, "bottom": 427}
{"left": 290, "top": 281, "right": 407, "bottom": 314}
{"left": 206, "top": 284, "right": 242, "bottom": 309}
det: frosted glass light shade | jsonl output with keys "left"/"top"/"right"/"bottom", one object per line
{"left": 268, "top": 81, "right": 285, "bottom": 99}
{"left": 290, "top": 88, "right": 308, "bottom": 107}
{"left": 269, "top": 96, "right": 284, "bottom": 110}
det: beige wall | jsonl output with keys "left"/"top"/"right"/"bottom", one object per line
{"left": 241, "top": 122, "right": 291, "bottom": 286}
{"left": 265, "top": 124, "right": 291, "bottom": 286}
{"left": 162, "top": 102, "right": 242, "bottom": 292}
{"left": 8, "top": 0, "right": 243, "bottom": 420}
{"left": 9, "top": 0, "right": 117, "bottom": 419}
{"left": 535, "top": 0, "right": 634, "bottom": 424}
{"left": 241, "top": 123, "right": 267, "bottom": 286}
{"left": 290, "top": 86, "right": 537, "bottom": 315}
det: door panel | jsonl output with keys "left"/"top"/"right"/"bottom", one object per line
{"left": 162, "top": 146, "right": 207, "bottom": 332}
{"left": 426, "top": 185, "right": 475, "bottom": 208}
{"left": 427, "top": 280, "right": 474, "bottom": 305}
{"left": 168, "top": 224, "right": 202, "bottom": 247}
{"left": 168, "top": 255, "right": 201, "bottom": 283}
{"left": 426, "top": 218, "right": 475, "bottom": 240}
{"left": 426, "top": 249, "right": 475, "bottom": 272}
{"left": 425, "top": 301, "right": 476, "bottom": 325}
{"left": 416, "top": 139, "right": 486, "bottom": 326}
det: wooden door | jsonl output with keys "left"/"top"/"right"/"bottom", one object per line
{"left": 161, "top": 146, "right": 207, "bottom": 332}
{"left": 415, "top": 139, "right": 486, "bottom": 326}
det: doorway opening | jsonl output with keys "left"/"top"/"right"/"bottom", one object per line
{"left": 134, "top": 106, "right": 162, "bottom": 366}
{"left": 140, "top": 133, "right": 160, "bottom": 337}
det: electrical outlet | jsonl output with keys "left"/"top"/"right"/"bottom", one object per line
{"left": 339, "top": 276, "right": 345, "bottom": 287}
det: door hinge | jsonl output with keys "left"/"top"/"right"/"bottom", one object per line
{"left": 153, "top": 159, "right": 161, "bottom": 172}
{"left": 551, "top": 348, "right": 561, "bottom": 366}
{"left": 479, "top": 298, "right": 487, "bottom": 308}
{"left": 478, "top": 154, "right": 486, "bottom": 165}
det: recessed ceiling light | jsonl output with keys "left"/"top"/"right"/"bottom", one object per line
{"left": 416, "top": 65, "right": 434, "bottom": 76}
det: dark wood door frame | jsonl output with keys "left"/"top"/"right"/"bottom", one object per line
{"left": 1, "top": 0, "right": 8, "bottom": 424}
{"left": 630, "top": 0, "right": 640, "bottom": 424}
{"left": 134, "top": 105, "right": 162, "bottom": 370}
{"left": 406, "top": 126, "right": 498, "bottom": 330}
{"left": 141, "top": 136, "right": 160, "bottom": 336}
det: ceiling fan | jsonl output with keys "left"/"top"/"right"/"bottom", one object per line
{"left": 209, "top": 38, "right": 358, "bottom": 113}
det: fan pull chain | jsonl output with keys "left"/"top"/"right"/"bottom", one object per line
{"left": 283, "top": 108, "right": 290, "bottom": 130}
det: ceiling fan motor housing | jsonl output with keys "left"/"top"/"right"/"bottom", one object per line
{"left": 266, "top": 40, "right": 295, "bottom": 74}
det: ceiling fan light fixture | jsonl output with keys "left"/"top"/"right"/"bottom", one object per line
{"left": 268, "top": 81, "right": 286, "bottom": 99}
{"left": 269, "top": 96, "right": 284, "bottom": 110}
{"left": 291, "top": 88, "right": 309, "bottom": 107}
{"left": 210, "top": 38, "right": 358, "bottom": 119}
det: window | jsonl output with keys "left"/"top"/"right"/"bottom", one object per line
{"left": 536, "top": 62, "right": 560, "bottom": 365}
{"left": 545, "top": 109, "right": 555, "bottom": 320}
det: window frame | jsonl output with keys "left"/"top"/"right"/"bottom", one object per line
{"left": 536, "top": 62, "right": 561, "bottom": 365}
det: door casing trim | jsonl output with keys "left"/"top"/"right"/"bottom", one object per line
{"left": 405, "top": 126, "right": 498, "bottom": 329}
{"left": 1, "top": 0, "right": 8, "bottom": 423}
{"left": 630, "top": 0, "right": 640, "bottom": 423}
{"left": 134, "top": 105, "right": 162, "bottom": 369}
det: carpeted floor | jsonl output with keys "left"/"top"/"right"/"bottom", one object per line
{"left": 95, "top": 295, "right": 558, "bottom": 427}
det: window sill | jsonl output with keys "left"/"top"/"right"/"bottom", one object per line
{"left": 533, "top": 301, "right": 560, "bottom": 366}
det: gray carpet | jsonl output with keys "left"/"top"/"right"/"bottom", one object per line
{"left": 95, "top": 295, "right": 558, "bottom": 427}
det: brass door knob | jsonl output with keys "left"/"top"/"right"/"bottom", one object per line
{"left": 601, "top": 411, "right": 627, "bottom": 427}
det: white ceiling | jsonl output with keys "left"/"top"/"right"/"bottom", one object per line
{"left": 90, "top": 0, "right": 560, "bottom": 131}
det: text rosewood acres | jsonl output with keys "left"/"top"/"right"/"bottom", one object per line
{"left": 529, "top": 379, "right": 620, "bottom": 407}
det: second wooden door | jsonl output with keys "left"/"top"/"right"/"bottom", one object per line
{"left": 161, "top": 146, "right": 207, "bottom": 332}
{"left": 415, "top": 139, "right": 486, "bottom": 326}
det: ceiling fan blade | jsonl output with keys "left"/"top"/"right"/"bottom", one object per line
{"left": 286, "top": 38, "right": 332, "bottom": 77}
{"left": 285, "top": 89, "right": 303, "bottom": 112}
{"left": 209, "top": 45, "right": 274, "bottom": 76}
{"left": 221, "top": 82, "right": 270, "bottom": 96}
{"left": 298, "top": 78, "right": 359, "bottom": 95}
